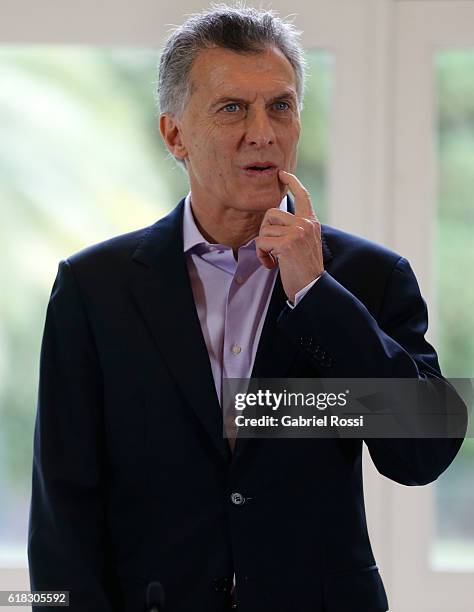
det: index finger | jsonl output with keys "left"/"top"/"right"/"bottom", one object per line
{"left": 278, "top": 170, "right": 317, "bottom": 219}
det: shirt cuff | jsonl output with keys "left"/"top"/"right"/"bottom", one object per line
{"left": 286, "top": 274, "right": 322, "bottom": 310}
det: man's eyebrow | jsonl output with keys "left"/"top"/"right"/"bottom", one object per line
{"left": 267, "top": 91, "right": 298, "bottom": 104}
{"left": 209, "top": 90, "right": 297, "bottom": 109}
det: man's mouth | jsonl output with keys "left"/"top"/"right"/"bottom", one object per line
{"left": 242, "top": 162, "right": 278, "bottom": 176}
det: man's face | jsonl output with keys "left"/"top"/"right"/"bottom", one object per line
{"left": 169, "top": 45, "right": 301, "bottom": 212}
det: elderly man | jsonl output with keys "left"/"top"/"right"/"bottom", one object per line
{"left": 28, "top": 5, "right": 465, "bottom": 612}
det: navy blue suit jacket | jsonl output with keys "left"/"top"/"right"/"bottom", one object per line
{"left": 28, "top": 195, "right": 466, "bottom": 612}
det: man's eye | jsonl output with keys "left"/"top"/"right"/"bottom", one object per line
{"left": 222, "top": 103, "right": 241, "bottom": 113}
{"left": 274, "top": 101, "right": 290, "bottom": 111}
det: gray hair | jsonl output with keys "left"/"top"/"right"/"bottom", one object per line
{"left": 157, "top": 3, "right": 306, "bottom": 167}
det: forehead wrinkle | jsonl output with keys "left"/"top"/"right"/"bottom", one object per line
{"left": 213, "top": 67, "right": 294, "bottom": 88}
{"left": 192, "top": 47, "right": 295, "bottom": 86}
{"left": 186, "top": 47, "right": 299, "bottom": 118}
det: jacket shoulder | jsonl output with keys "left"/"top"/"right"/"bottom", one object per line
{"left": 63, "top": 223, "right": 157, "bottom": 274}
{"left": 322, "top": 224, "right": 401, "bottom": 263}
{"left": 320, "top": 224, "right": 411, "bottom": 318}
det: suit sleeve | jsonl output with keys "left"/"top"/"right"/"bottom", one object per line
{"left": 28, "top": 260, "right": 114, "bottom": 611}
{"left": 277, "top": 256, "right": 468, "bottom": 486}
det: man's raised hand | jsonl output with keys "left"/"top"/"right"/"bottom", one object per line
{"left": 256, "top": 170, "right": 324, "bottom": 304}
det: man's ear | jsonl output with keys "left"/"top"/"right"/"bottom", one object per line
{"left": 159, "top": 113, "right": 188, "bottom": 160}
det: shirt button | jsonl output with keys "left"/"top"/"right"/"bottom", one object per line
{"left": 230, "top": 492, "right": 246, "bottom": 506}
{"left": 231, "top": 344, "right": 242, "bottom": 355}
{"left": 235, "top": 275, "right": 244, "bottom": 284}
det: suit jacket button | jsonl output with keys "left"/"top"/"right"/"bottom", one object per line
{"left": 230, "top": 492, "right": 246, "bottom": 506}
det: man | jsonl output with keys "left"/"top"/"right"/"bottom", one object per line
{"left": 28, "top": 5, "right": 466, "bottom": 612}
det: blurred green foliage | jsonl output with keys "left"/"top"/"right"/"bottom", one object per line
{"left": 298, "top": 52, "right": 333, "bottom": 220}
{"left": 433, "top": 50, "right": 474, "bottom": 559}
{"left": 436, "top": 51, "right": 474, "bottom": 380}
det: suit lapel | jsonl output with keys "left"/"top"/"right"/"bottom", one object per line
{"left": 128, "top": 199, "right": 232, "bottom": 463}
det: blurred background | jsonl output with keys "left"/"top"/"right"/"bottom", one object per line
{"left": 0, "top": 1, "right": 472, "bottom": 610}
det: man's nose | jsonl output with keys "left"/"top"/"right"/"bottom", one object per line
{"left": 244, "top": 108, "right": 275, "bottom": 146}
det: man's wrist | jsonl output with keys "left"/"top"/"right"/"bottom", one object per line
{"left": 286, "top": 273, "right": 323, "bottom": 309}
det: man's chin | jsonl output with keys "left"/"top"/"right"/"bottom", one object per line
{"left": 238, "top": 184, "right": 286, "bottom": 211}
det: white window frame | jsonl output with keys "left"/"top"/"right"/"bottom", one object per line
{"left": 383, "top": 2, "right": 474, "bottom": 611}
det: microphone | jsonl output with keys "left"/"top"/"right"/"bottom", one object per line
{"left": 146, "top": 581, "right": 165, "bottom": 612}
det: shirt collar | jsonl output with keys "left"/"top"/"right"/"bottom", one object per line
{"left": 182, "top": 192, "right": 288, "bottom": 253}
